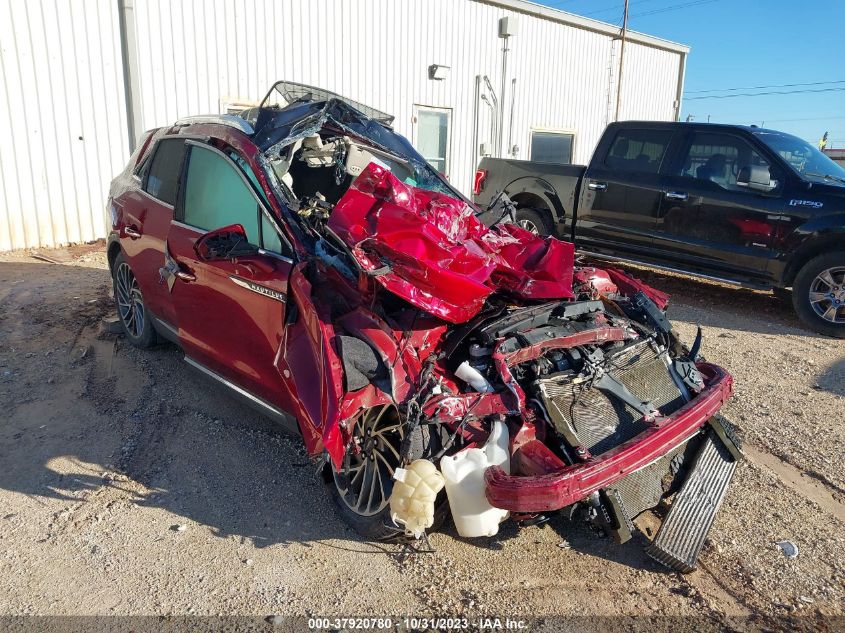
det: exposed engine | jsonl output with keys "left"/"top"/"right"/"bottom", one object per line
{"left": 445, "top": 294, "right": 701, "bottom": 447}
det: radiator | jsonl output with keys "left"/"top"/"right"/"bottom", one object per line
{"left": 538, "top": 341, "right": 686, "bottom": 456}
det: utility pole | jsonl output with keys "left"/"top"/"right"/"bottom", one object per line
{"left": 614, "top": 0, "right": 629, "bottom": 122}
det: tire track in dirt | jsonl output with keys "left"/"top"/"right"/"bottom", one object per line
{"left": 742, "top": 444, "right": 845, "bottom": 524}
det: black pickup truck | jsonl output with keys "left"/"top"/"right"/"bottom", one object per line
{"left": 473, "top": 121, "right": 845, "bottom": 338}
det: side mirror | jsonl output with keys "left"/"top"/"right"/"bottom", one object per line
{"left": 194, "top": 224, "right": 259, "bottom": 261}
{"left": 737, "top": 165, "right": 777, "bottom": 193}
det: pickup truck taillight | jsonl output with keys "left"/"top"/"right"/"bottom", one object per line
{"left": 473, "top": 169, "right": 487, "bottom": 196}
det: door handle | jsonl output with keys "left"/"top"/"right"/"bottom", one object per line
{"left": 587, "top": 181, "right": 607, "bottom": 191}
{"left": 175, "top": 270, "right": 196, "bottom": 282}
{"left": 124, "top": 225, "right": 142, "bottom": 239}
{"left": 665, "top": 191, "right": 689, "bottom": 201}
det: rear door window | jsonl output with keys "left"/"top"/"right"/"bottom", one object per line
{"left": 143, "top": 138, "right": 186, "bottom": 205}
{"left": 604, "top": 129, "right": 673, "bottom": 174}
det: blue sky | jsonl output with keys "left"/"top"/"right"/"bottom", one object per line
{"left": 536, "top": 0, "right": 845, "bottom": 147}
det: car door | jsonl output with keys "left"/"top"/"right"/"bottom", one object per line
{"left": 577, "top": 126, "right": 676, "bottom": 255}
{"left": 653, "top": 130, "right": 787, "bottom": 279}
{"left": 118, "top": 136, "right": 187, "bottom": 325}
{"left": 164, "top": 140, "right": 296, "bottom": 410}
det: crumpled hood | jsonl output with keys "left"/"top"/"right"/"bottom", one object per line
{"left": 328, "top": 163, "right": 575, "bottom": 323}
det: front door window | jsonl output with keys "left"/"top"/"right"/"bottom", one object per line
{"left": 182, "top": 145, "right": 261, "bottom": 245}
{"left": 678, "top": 132, "right": 777, "bottom": 191}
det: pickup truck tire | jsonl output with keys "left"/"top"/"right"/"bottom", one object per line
{"left": 791, "top": 251, "right": 845, "bottom": 338}
{"left": 513, "top": 207, "right": 552, "bottom": 236}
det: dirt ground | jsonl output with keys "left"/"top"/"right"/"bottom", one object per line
{"left": 0, "top": 243, "right": 843, "bottom": 631}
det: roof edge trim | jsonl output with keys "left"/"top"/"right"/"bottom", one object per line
{"left": 473, "top": 0, "right": 690, "bottom": 54}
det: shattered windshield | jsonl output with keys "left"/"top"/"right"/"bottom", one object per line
{"left": 259, "top": 81, "right": 395, "bottom": 125}
{"left": 251, "top": 97, "right": 460, "bottom": 199}
{"left": 755, "top": 130, "right": 845, "bottom": 185}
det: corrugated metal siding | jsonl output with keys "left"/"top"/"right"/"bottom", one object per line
{"left": 130, "top": 0, "right": 682, "bottom": 196}
{"left": 617, "top": 41, "right": 681, "bottom": 122}
{"left": 0, "top": 0, "right": 684, "bottom": 251}
{"left": 0, "top": 0, "right": 130, "bottom": 252}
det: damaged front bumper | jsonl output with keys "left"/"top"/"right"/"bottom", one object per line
{"left": 484, "top": 363, "right": 733, "bottom": 513}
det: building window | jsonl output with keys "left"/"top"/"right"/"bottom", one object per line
{"left": 530, "top": 131, "right": 574, "bottom": 165}
{"left": 220, "top": 99, "right": 258, "bottom": 115}
{"left": 414, "top": 106, "right": 451, "bottom": 175}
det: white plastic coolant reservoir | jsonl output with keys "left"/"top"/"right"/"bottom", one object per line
{"left": 390, "top": 459, "right": 445, "bottom": 538}
{"left": 440, "top": 420, "right": 511, "bottom": 538}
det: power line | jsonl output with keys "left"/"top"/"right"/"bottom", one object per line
{"left": 582, "top": 0, "right": 663, "bottom": 17}
{"left": 686, "top": 79, "right": 845, "bottom": 95}
{"left": 631, "top": 0, "right": 722, "bottom": 18}
{"left": 542, "top": 0, "right": 721, "bottom": 22}
{"left": 685, "top": 87, "right": 845, "bottom": 100}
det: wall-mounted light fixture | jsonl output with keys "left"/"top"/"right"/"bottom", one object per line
{"left": 428, "top": 64, "right": 450, "bottom": 80}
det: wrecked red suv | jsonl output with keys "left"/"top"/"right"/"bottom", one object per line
{"left": 107, "top": 82, "right": 741, "bottom": 572}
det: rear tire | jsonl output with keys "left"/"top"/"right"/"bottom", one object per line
{"left": 513, "top": 207, "right": 553, "bottom": 236}
{"left": 112, "top": 252, "right": 157, "bottom": 348}
{"left": 791, "top": 251, "right": 845, "bottom": 338}
{"left": 328, "top": 404, "right": 448, "bottom": 540}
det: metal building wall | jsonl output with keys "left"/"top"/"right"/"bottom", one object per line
{"left": 616, "top": 40, "right": 684, "bottom": 123}
{"left": 0, "top": 0, "right": 686, "bottom": 251}
{"left": 129, "top": 0, "right": 686, "bottom": 195}
{"left": 0, "top": 0, "right": 130, "bottom": 252}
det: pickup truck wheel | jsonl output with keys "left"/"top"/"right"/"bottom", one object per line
{"left": 328, "top": 404, "right": 448, "bottom": 540}
{"left": 513, "top": 207, "right": 552, "bottom": 236}
{"left": 112, "top": 252, "right": 157, "bottom": 348}
{"left": 792, "top": 251, "right": 845, "bottom": 338}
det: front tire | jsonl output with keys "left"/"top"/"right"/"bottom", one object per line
{"left": 791, "top": 251, "right": 845, "bottom": 338}
{"left": 328, "top": 404, "right": 447, "bottom": 540}
{"left": 112, "top": 252, "right": 157, "bottom": 348}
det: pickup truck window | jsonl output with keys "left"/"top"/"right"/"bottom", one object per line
{"left": 604, "top": 129, "right": 672, "bottom": 174}
{"left": 755, "top": 130, "right": 845, "bottom": 185}
{"left": 678, "top": 132, "right": 775, "bottom": 192}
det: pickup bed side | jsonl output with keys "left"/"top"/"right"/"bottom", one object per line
{"left": 474, "top": 159, "right": 585, "bottom": 240}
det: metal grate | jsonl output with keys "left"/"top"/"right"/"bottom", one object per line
{"left": 609, "top": 343, "right": 686, "bottom": 415}
{"left": 539, "top": 342, "right": 685, "bottom": 456}
{"left": 646, "top": 431, "right": 738, "bottom": 572}
{"left": 610, "top": 442, "right": 689, "bottom": 520}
